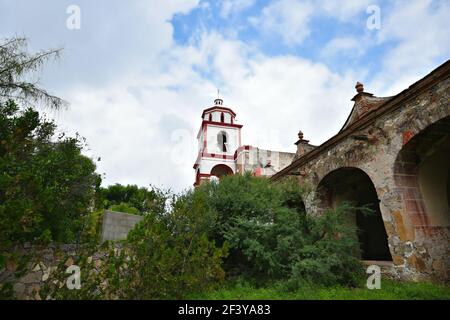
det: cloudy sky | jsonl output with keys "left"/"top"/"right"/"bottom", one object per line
{"left": 1, "top": 0, "right": 449, "bottom": 192}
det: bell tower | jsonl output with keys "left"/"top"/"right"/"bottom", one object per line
{"left": 193, "top": 98, "right": 242, "bottom": 186}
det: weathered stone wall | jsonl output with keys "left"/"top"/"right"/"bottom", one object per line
{"left": 1, "top": 210, "right": 144, "bottom": 300}
{"left": 286, "top": 75, "right": 450, "bottom": 281}
{"left": 100, "top": 211, "right": 143, "bottom": 242}
{"left": 0, "top": 244, "right": 109, "bottom": 300}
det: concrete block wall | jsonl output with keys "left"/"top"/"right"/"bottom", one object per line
{"left": 100, "top": 211, "right": 143, "bottom": 242}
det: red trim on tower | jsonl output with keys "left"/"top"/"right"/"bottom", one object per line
{"left": 195, "top": 145, "right": 252, "bottom": 169}
{"left": 196, "top": 120, "right": 243, "bottom": 139}
{"left": 202, "top": 106, "right": 236, "bottom": 118}
{"left": 202, "top": 120, "right": 243, "bottom": 129}
{"left": 193, "top": 150, "right": 236, "bottom": 169}
{"left": 194, "top": 173, "right": 212, "bottom": 187}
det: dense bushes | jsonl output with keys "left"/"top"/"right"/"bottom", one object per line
{"left": 0, "top": 98, "right": 365, "bottom": 296}
{"left": 195, "top": 174, "right": 364, "bottom": 288}
{"left": 118, "top": 190, "right": 228, "bottom": 299}
{"left": 0, "top": 100, "right": 101, "bottom": 244}
{"left": 45, "top": 189, "right": 228, "bottom": 300}
{"left": 98, "top": 184, "right": 165, "bottom": 215}
{"left": 67, "top": 174, "right": 364, "bottom": 299}
{"left": 52, "top": 174, "right": 365, "bottom": 299}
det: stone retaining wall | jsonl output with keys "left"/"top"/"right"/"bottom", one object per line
{"left": 0, "top": 244, "right": 112, "bottom": 300}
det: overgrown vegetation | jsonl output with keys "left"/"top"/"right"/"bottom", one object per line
{"left": 42, "top": 174, "right": 369, "bottom": 299}
{"left": 194, "top": 174, "right": 364, "bottom": 289}
{"left": 0, "top": 37, "right": 98, "bottom": 245}
{"left": 0, "top": 100, "right": 101, "bottom": 244}
{"left": 118, "top": 190, "right": 228, "bottom": 299}
{"left": 98, "top": 183, "right": 166, "bottom": 215}
{"left": 2, "top": 37, "right": 446, "bottom": 300}
{"left": 188, "top": 278, "right": 450, "bottom": 300}
{"left": 44, "top": 190, "right": 228, "bottom": 300}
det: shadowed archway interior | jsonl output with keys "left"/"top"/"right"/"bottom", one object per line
{"left": 317, "top": 167, "right": 392, "bottom": 261}
{"left": 395, "top": 116, "right": 450, "bottom": 228}
{"left": 210, "top": 164, "right": 233, "bottom": 179}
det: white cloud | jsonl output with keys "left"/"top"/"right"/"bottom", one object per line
{"left": 249, "top": 0, "right": 374, "bottom": 46}
{"left": 371, "top": 0, "right": 450, "bottom": 95}
{"left": 221, "top": 0, "right": 255, "bottom": 18}
{"left": 4, "top": 0, "right": 448, "bottom": 193}
{"left": 52, "top": 30, "right": 356, "bottom": 192}
{"left": 167, "top": 32, "right": 356, "bottom": 150}
{"left": 249, "top": 0, "right": 314, "bottom": 45}
{"left": 320, "top": 37, "right": 366, "bottom": 58}
{"left": 319, "top": 0, "right": 372, "bottom": 21}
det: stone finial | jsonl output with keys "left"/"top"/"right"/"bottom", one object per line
{"left": 355, "top": 82, "right": 364, "bottom": 93}
{"left": 295, "top": 130, "right": 312, "bottom": 158}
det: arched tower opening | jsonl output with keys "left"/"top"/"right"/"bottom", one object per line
{"left": 211, "top": 164, "right": 233, "bottom": 179}
{"left": 217, "top": 131, "right": 228, "bottom": 153}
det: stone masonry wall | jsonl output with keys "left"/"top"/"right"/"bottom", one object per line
{"left": 0, "top": 244, "right": 111, "bottom": 300}
{"left": 290, "top": 76, "right": 450, "bottom": 282}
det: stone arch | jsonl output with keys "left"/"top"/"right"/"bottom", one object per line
{"left": 393, "top": 116, "right": 450, "bottom": 279}
{"left": 210, "top": 164, "right": 233, "bottom": 179}
{"left": 316, "top": 167, "right": 392, "bottom": 261}
{"left": 394, "top": 115, "right": 450, "bottom": 229}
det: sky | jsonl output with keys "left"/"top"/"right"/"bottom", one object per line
{"left": 1, "top": 0, "right": 449, "bottom": 192}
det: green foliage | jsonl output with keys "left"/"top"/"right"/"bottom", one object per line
{"left": 188, "top": 278, "right": 450, "bottom": 300}
{"left": 0, "top": 282, "right": 14, "bottom": 300}
{"left": 194, "top": 174, "right": 364, "bottom": 287}
{"left": 98, "top": 184, "right": 166, "bottom": 215}
{"left": 284, "top": 202, "right": 369, "bottom": 288}
{"left": 0, "top": 253, "right": 5, "bottom": 270}
{"left": 114, "top": 189, "right": 228, "bottom": 299}
{"left": 109, "top": 203, "right": 140, "bottom": 215}
{"left": 37, "top": 229, "right": 52, "bottom": 245}
{"left": 44, "top": 188, "right": 228, "bottom": 300}
{"left": 0, "top": 37, "right": 66, "bottom": 109}
{"left": 80, "top": 210, "right": 104, "bottom": 244}
{"left": 0, "top": 100, "right": 101, "bottom": 244}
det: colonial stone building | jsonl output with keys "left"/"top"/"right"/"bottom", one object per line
{"left": 272, "top": 60, "right": 450, "bottom": 281}
{"left": 193, "top": 98, "right": 294, "bottom": 186}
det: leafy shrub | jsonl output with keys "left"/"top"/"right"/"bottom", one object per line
{"left": 43, "top": 188, "right": 228, "bottom": 300}
{"left": 80, "top": 210, "right": 105, "bottom": 244}
{"left": 98, "top": 184, "right": 165, "bottom": 215}
{"left": 285, "top": 203, "right": 365, "bottom": 288}
{"left": 108, "top": 203, "right": 140, "bottom": 215}
{"left": 44, "top": 174, "right": 366, "bottom": 299}
{"left": 195, "top": 174, "right": 364, "bottom": 288}
{"left": 116, "top": 189, "right": 227, "bottom": 299}
{"left": 0, "top": 100, "right": 101, "bottom": 244}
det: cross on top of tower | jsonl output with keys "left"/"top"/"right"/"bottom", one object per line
{"left": 214, "top": 89, "right": 223, "bottom": 106}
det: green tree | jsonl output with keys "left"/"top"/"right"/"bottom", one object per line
{"left": 99, "top": 184, "right": 166, "bottom": 215}
{"left": 0, "top": 100, "right": 101, "bottom": 244}
{"left": 118, "top": 190, "right": 228, "bottom": 299}
{"left": 0, "top": 37, "right": 66, "bottom": 109}
{"left": 45, "top": 187, "right": 227, "bottom": 300}
{"left": 109, "top": 202, "right": 140, "bottom": 215}
{"left": 195, "top": 174, "right": 364, "bottom": 287}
